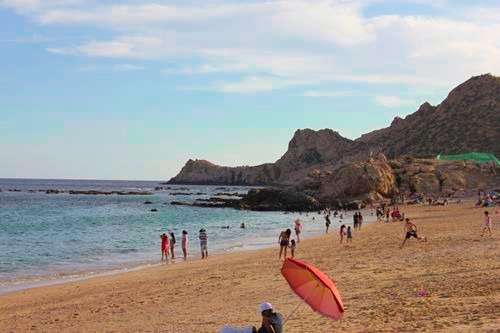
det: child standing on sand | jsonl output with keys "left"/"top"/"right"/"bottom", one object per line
{"left": 290, "top": 239, "right": 296, "bottom": 258}
{"left": 481, "top": 211, "right": 492, "bottom": 237}
{"left": 339, "top": 225, "right": 346, "bottom": 244}
{"left": 346, "top": 226, "right": 353, "bottom": 243}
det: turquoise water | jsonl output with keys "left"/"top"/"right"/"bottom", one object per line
{"left": 0, "top": 179, "right": 347, "bottom": 291}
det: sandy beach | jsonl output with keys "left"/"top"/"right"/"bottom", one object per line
{"left": 1, "top": 203, "right": 498, "bottom": 332}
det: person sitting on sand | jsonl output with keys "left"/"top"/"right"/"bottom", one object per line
{"left": 199, "top": 228, "right": 208, "bottom": 259}
{"left": 257, "top": 302, "right": 283, "bottom": 333}
{"left": 401, "top": 218, "right": 426, "bottom": 248}
{"left": 481, "top": 211, "right": 492, "bottom": 237}
{"left": 289, "top": 239, "right": 296, "bottom": 258}
{"left": 160, "top": 233, "right": 169, "bottom": 262}
{"left": 294, "top": 219, "right": 302, "bottom": 243}
{"left": 278, "top": 229, "right": 291, "bottom": 259}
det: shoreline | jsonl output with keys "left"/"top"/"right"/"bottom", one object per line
{"left": 0, "top": 209, "right": 374, "bottom": 295}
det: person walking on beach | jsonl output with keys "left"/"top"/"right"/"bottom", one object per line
{"left": 294, "top": 219, "right": 302, "bottom": 243}
{"left": 160, "top": 233, "right": 169, "bottom": 262}
{"left": 401, "top": 218, "right": 426, "bottom": 248}
{"left": 325, "top": 214, "right": 331, "bottom": 234}
{"left": 278, "top": 229, "right": 291, "bottom": 260}
{"left": 289, "top": 239, "right": 296, "bottom": 258}
{"left": 358, "top": 212, "right": 363, "bottom": 230}
{"left": 339, "top": 224, "right": 347, "bottom": 244}
{"left": 169, "top": 232, "right": 176, "bottom": 259}
{"left": 353, "top": 212, "right": 359, "bottom": 230}
{"left": 199, "top": 228, "right": 208, "bottom": 259}
{"left": 181, "top": 230, "right": 188, "bottom": 260}
{"left": 481, "top": 211, "right": 492, "bottom": 237}
{"left": 346, "top": 226, "right": 353, "bottom": 243}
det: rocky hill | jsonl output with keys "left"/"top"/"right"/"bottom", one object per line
{"left": 355, "top": 74, "right": 500, "bottom": 158}
{"left": 168, "top": 74, "right": 500, "bottom": 203}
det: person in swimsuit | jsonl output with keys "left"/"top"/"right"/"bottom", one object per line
{"left": 278, "top": 229, "right": 291, "bottom": 260}
{"left": 160, "top": 233, "right": 169, "bottom": 262}
{"left": 325, "top": 214, "right": 331, "bottom": 234}
{"left": 169, "top": 232, "right": 176, "bottom": 259}
{"left": 346, "top": 226, "right": 353, "bottom": 243}
{"left": 294, "top": 219, "right": 302, "bottom": 243}
{"left": 401, "top": 218, "right": 426, "bottom": 248}
{"left": 481, "top": 211, "right": 492, "bottom": 237}
{"left": 358, "top": 212, "right": 363, "bottom": 230}
{"left": 339, "top": 224, "right": 346, "bottom": 244}
{"left": 289, "top": 239, "right": 296, "bottom": 258}
{"left": 181, "top": 230, "right": 188, "bottom": 260}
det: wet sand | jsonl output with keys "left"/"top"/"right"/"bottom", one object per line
{"left": 0, "top": 203, "right": 499, "bottom": 332}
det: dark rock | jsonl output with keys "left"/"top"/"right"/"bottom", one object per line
{"left": 169, "top": 192, "right": 192, "bottom": 196}
{"left": 150, "top": 208, "right": 158, "bottom": 212}
{"left": 239, "top": 188, "right": 321, "bottom": 211}
{"left": 144, "top": 201, "right": 153, "bottom": 204}
{"left": 170, "top": 201, "right": 190, "bottom": 206}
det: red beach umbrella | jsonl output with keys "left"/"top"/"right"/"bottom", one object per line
{"left": 281, "top": 258, "right": 344, "bottom": 321}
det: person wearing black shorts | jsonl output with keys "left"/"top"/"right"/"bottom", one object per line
{"left": 401, "top": 218, "right": 426, "bottom": 248}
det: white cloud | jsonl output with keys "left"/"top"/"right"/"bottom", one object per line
{"left": 375, "top": 95, "right": 415, "bottom": 108}
{"left": 6, "top": 0, "right": 500, "bottom": 91}
{"left": 303, "top": 90, "right": 353, "bottom": 97}
{"left": 214, "top": 76, "right": 312, "bottom": 93}
{"left": 111, "top": 63, "right": 144, "bottom": 71}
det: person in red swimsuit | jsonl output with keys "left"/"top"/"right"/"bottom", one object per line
{"left": 160, "top": 233, "right": 169, "bottom": 262}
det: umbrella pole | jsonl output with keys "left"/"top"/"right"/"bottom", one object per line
{"left": 283, "top": 284, "right": 318, "bottom": 324}
{"left": 283, "top": 301, "right": 304, "bottom": 324}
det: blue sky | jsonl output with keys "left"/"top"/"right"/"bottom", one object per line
{"left": 1, "top": 0, "right": 499, "bottom": 180}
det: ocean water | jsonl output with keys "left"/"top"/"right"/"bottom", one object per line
{"left": 0, "top": 178, "right": 367, "bottom": 293}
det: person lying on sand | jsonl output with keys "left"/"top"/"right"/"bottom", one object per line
{"left": 401, "top": 218, "right": 426, "bottom": 248}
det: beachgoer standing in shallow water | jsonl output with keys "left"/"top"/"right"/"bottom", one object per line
{"left": 278, "top": 229, "right": 291, "bottom": 259}
{"left": 199, "top": 228, "right": 208, "bottom": 259}
{"left": 339, "top": 225, "right": 346, "bottom": 244}
{"left": 160, "top": 233, "right": 169, "bottom": 262}
{"left": 169, "top": 232, "right": 176, "bottom": 259}
{"left": 401, "top": 218, "right": 426, "bottom": 248}
{"left": 346, "top": 226, "right": 353, "bottom": 243}
{"left": 353, "top": 212, "right": 358, "bottom": 230}
{"left": 481, "top": 211, "right": 492, "bottom": 237}
{"left": 325, "top": 214, "right": 331, "bottom": 234}
{"left": 294, "top": 219, "right": 302, "bottom": 243}
{"left": 181, "top": 230, "right": 188, "bottom": 260}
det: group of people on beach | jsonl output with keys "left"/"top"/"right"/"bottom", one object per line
{"left": 160, "top": 230, "right": 188, "bottom": 262}
{"left": 160, "top": 228, "right": 209, "bottom": 262}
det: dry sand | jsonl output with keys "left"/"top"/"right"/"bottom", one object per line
{"left": 1, "top": 203, "right": 499, "bottom": 332}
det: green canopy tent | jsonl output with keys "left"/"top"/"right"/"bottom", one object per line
{"left": 436, "top": 152, "right": 500, "bottom": 166}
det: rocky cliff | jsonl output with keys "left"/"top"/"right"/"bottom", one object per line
{"left": 356, "top": 74, "right": 500, "bottom": 157}
{"left": 168, "top": 74, "right": 500, "bottom": 203}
